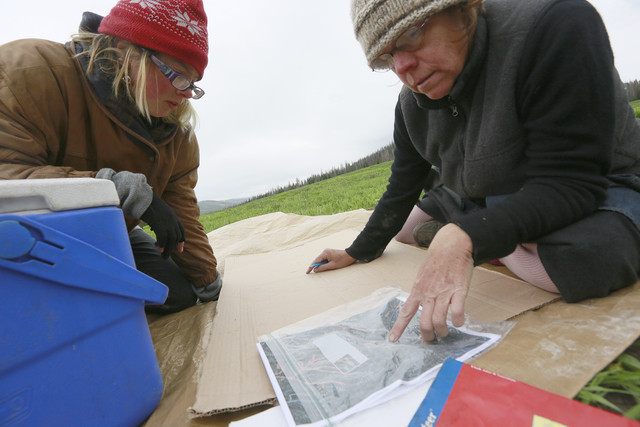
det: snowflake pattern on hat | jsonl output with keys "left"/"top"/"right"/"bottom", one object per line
{"left": 174, "top": 10, "right": 203, "bottom": 36}
{"left": 118, "top": 0, "right": 207, "bottom": 50}
{"left": 130, "top": 0, "right": 161, "bottom": 9}
{"left": 99, "top": 0, "right": 209, "bottom": 76}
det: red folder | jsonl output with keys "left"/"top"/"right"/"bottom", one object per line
{"left": 409, "top": 358, "right": 639, "bottom": 427}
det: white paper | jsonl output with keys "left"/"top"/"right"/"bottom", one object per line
{"left": 313, "top": 333, "right": 368, "bottom": 373}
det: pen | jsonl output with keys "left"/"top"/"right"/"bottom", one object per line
{"left": 309, "top": 260, "right": 328, "bottom": 268}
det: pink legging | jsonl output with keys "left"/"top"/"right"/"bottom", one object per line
{"left": 395, "top": 205, "right": 559, "bottom": 294}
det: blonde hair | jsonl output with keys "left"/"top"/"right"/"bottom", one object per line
{"left": 71, "top": 32, "right": 197, "bottom": 137}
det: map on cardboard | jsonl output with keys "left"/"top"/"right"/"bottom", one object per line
{"left": 257, "top": 295, "right": 501, "bottom": 427}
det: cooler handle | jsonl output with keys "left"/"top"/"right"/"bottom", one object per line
{"left": 0, "top": 215, "right": 168, "bottom": 304}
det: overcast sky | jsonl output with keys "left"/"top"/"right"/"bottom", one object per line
{"left": 1, "top": 1, "right": 638, "bottom": 201}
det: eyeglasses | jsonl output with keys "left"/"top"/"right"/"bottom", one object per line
{"left": 371, "top": 17, "right": 430, "bottom": 71}
{"left": 150, "top": 54, "right": 205, "bottom": 100}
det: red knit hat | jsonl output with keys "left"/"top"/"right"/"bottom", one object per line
{"left": 98, "top": 0, "right": 209, "bottom": 78}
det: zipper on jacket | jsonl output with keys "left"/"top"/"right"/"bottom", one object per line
{"left": 448, "top": 96, "right": 459, "bottom": 118}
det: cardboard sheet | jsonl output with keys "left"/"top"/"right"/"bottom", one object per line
{"left": 189, "top": 229, "right": 558, "bottom": 417}
{"left": 472, "top": 279, "right": 640, "bottom": 398}
{"left": 140, "top": 210, "right": 640, "bottom": 426}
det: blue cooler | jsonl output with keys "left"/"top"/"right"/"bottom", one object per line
{"left": 0, "top": 178, "right": 168, "bottom": 426}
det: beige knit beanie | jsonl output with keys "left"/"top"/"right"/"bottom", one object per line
{"left": 351, "top": 0, "right": 469, "bottom": 68}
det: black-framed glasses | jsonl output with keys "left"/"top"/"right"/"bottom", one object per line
{"left": 150, "top": 54, "right": 205, "bottom": 99}
{"left": 371, "top": 17, "right": 430, "bottom": 71}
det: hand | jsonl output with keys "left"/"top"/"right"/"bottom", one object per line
{"left": 95, "top": 168, "right": 153, "bottom": 219}
{"left": 192, "top": 270, "right": 223, "bottom": 302}
{"left": 389, "top": 223, "right": 474, "bottom": 342}
{"left": 141, "top": 193, "right": 186, "bottom": 258}
{"left": 306, "top": 249, "right": 356, "bottom": 274}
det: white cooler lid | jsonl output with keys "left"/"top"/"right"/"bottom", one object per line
{"left": 0, "top": 178, "right": 120, "bottom": 215}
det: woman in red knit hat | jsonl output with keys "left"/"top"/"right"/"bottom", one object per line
{"left": 0, "top": 0, "right": 222, "bottom": 314}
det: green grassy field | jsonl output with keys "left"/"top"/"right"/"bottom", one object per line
{"left": 199, "top": 161, "right": 393, "bottom": 233}
{"left": 632, "top": 99, "right": 640, "bottom": 117}
{"left": 199, "top": 159, "right": 640, "bottom": 420}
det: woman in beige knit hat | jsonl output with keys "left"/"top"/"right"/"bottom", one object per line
{"left": 309, "top": 0, "right": 640, "bottom": 342}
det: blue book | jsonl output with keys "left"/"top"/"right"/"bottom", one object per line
{"left": 408, "top": 358, "right": 462, "bottom": 427}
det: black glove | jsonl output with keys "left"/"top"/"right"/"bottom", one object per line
{"left": 141, "top": 193, "right": 185, "bottom": 258}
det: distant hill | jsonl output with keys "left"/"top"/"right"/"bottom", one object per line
{"left": 198, "top": 198, "right": 248, "bottom": 216}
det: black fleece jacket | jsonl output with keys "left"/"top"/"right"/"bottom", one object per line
{"left": 346, "top": 0, "right": 640, "bottom": 264}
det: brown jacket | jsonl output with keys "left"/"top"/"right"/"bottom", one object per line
{"left": 0, "top": 38, "right": 217, "bottom": 287}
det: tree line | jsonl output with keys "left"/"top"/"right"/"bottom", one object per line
{"left": 624, "top": 80, "right": 640, "bottom": 101}
{"left": 247, "top": 143, "right": 395, "bottom": 202}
